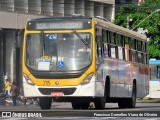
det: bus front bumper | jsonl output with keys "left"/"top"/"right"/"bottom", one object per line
{"left": 23, "top": 76, "right": 104, "bottom": 98}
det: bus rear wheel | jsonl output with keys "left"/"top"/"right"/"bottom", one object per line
{"left": 39, "top": 97, "right": 52, "bottom": 110}
{"left": 118, "top": 99, "right": 127, "bottom": 108}
{"left": 127, "top": 83, "right": 136, "bottom": 108}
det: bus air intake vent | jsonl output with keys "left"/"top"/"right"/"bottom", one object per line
{"left": 38, "top": 88, "right": 76, "bottom": 95}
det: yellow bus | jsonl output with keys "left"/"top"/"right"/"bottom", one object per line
{"left": 22, "top": 16, "right": 149, "bottom": 109}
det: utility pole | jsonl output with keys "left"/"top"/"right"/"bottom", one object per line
{"left": 132, "top": 9, "right": 160, "bottom": 31}
{"left": 126, "top": 16, "right": 132, "bottom": 29}
{"left": 126, "top": 16, "right": 129, "bottom": 29}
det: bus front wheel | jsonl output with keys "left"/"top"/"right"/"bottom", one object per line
{"left": 94, "top": 97, "right": 106, "bottom": 109}
{"left": 39, "top": 97, "right": 52, "bottom": 110}
{"left": 94, "top": 84, "right": 107, "bottom": 109}
{"left": 71, "top": 101, "right": 89, "bottom": 109}
{"left": 71, "top": 102, "right": 81, "bottom": 109}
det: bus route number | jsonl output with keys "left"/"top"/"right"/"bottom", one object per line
{"left": 43, "top": 81, "right": 50, "bottom": 86}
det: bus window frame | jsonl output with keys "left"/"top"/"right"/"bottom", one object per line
{"left": 116, "top": 33, "right": 125, "bottom": 60}
{"left": 94, "top": 24, "right": 148, "bottom": 65}
{"left": 95, "top": 26, "right": 103, "bottom": 58}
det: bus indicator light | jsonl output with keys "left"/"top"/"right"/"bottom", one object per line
{"left": 55, "top": 81, "right": 59, "bottom": 85}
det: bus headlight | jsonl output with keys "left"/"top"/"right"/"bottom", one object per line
{"left": 80, "top": 72, "right": 93, "bottom": 85}
{"left": 23, "top": 73, "right": 35, "bottom": 85}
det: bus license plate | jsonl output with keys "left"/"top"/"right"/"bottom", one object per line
{"left": 51, "top": 92, "right": 64, "bottom": 96}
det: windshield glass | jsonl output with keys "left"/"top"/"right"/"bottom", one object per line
{"left": 25, "top": 33, "right": 92, "bottom": 71}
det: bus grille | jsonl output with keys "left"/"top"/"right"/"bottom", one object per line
{"left": 38, "top": 88, "right": 77, "bottom": 95}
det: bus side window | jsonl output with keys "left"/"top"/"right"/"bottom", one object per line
{"left": 96, "top": 27, "right": 103, "bottom": 58}
{"left": 117, "top": 34, "right": 124, "bottom": 60}
{"left": 125, "top": 37, "right": 130, "bottom": 61}
{"left": 143, "top": 42, "right": 147, "bottom": 64}
{"left": 102, "top": 30, "right": 109, "bottom": 58}
{"left": 104, "top": 43, "right": 109, "bottom": 58}
{"left": 137, "top": 40, "right": 143, "bottom": 63}
{"left": 130, "top": 38, "right": 136, "bottom": 62}
{"left": 110, "top": 32, "right": 116, "bottom": 59}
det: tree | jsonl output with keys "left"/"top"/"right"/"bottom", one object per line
{"left": 115, "top": 0, "right": 160, "bottom": 58}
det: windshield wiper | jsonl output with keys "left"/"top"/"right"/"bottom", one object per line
{"left": 73, "top": 30, "right": 88, "bottom": 46}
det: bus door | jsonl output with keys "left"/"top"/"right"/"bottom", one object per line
{"left": 95, "top": 27, "right": 104, "bottom": 82}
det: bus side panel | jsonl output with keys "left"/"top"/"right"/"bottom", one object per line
{"left": 101, "top": 58, "right": 149, "bottom": 98}
{"left": 106, "top": 59, "right": 131, "bottom": 98}
{"left": 136, "top": 66, "right": 149, "bottom": 98}
{"left": 117, "top": 60, "right": 129, "bottom": 97}
{"left": 97, "top": 58, "right": 118, "bottom": 97}
{"left": 95, "top": 61, "right": 105, "bottom": 97}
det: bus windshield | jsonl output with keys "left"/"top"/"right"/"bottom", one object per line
{"left": 25, "top": 33, "right": 92, "bottom": 71}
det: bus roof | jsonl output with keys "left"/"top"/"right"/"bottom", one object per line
{"left": 94, "top": 17, "right": 147, "bottom": 41}
{"left": 27, "top": 16, "right": 147, "bottom": 41}
{"left": 27, "top": 16, "right": 92, "bottom": 21}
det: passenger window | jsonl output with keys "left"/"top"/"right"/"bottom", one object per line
{"left": 110, "top": 45, "right": 116, "bottom": 58}
{"left": 96, "top": 27, "right": 103, "bottom": 58}
{"left": 110, "top": 32, "right": 116, "bottom": 44}
{"left": 125, "top": 37, "right": 130, "bottom": 61}
{"left": 131, "top": 50, "right": 136, "bottom": 62}
{"left": 118, "top": 46, "right": 123, "bottom": 60}
{"left": 137, "top": 41, "right": 142, "bottom": 51}
{"left": 102, "top": 30, "right": 108, "bottom": 43}
{"left": 117, "top": 34, "right": 123, "bottom": 46}
{"left": 130, "top": 38, "right": 135, "bottom": 50}
{"left": 104, "top": 43, "right": 109, "bottom": 58}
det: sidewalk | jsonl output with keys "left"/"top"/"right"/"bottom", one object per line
{"left": 0, "top": 98, "right": 6, "bottom": 106}
{"left": 136, "top": 98, "right": 160, "bottom": 103}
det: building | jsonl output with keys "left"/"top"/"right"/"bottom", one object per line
{"left": 115, "top": 0, "right": 144, "bottom": 13}
{"left": 0, "top": 0, "right": 115, "bottom": 85}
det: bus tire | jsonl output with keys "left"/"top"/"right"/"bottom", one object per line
{"left": 80, "top": 102, "right": 90, "bottom": 109}
{"left": 94, "top": 87, "right": 106, "bottom": 109}
{"left": 39, "top": 97, "right": 52, "bottom": 110}
{"left": 118, "top": 99, "right": 127, "bottom": 108}
{"left": 71, "top": 102, "right": 81, "bottom": 109}
{"left": 94, "top": 78, "right": 108, "bottom": 109}
{"left": 94, "top": 97, "right": 106, "bottom": 109}
{"left": 71, "top": 102, "right": 90, "bottom": 109}
{"left": 71, "top": 101, "right": 89, "bottom": 109}
{"left": 127, "top": 82, "right": 136, "bottom": 108}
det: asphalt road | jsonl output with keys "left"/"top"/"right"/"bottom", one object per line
{"left": 0, "top": 99, "right": 160, "bottom": 119}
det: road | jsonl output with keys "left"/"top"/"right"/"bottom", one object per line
{"left": 0, "top": 99, "right": 160, "bottom": 119}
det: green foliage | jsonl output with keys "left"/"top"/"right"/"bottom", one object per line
{"left": 115, "top": 0, "right": 160, "bottom": 58}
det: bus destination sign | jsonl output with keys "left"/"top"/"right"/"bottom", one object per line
{"left": 27, "top": 20, "right": 92, "bottom": 30}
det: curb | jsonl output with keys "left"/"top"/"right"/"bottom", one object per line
{"left": 142, "top": 97, "right": 150, "bottom": 100}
